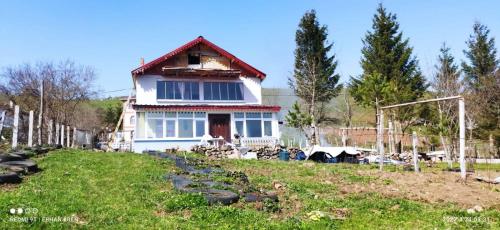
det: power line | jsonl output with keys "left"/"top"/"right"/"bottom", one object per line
{"left": 101, "top": 88, "right": 133, "bottom": 94}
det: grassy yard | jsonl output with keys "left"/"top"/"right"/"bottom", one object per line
{"left": 0, "top": 150, "right": 498, "bottom": 229}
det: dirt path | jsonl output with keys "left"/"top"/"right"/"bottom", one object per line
{"left": 341, "top": 170, "right": 500, "bottom": 209}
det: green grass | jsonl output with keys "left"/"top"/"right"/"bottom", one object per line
{"left": 0, "top": 150, "right": 498, "bottom": 229}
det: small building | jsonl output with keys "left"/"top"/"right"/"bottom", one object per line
{"left": 130, "top": 36, "right": 281, "bottom": 153}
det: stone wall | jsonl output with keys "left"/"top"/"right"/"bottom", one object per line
{"left": 191, "top": 145, "right": 283, "bottom": 160}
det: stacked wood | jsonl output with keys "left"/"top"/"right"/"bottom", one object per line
{"left": 253, "top": 145, "right": 281, "bottom": 160}
{"left": 287, "top": 147, "right": 301, "bottom": 159}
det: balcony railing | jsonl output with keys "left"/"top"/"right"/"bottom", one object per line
{"left": 235, "top": 137, "right": 279, "bottom": 148}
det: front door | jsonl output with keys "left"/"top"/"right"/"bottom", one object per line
{"left": 208, "top": 114, "right": 231, "bottom": 142}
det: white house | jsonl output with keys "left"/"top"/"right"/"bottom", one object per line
{"left": 131, "top": 36, "right": 281, "bottom": 153}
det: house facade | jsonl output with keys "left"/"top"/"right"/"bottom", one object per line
{"left": 131, "top": 36, "right": 281, "bottom": 153}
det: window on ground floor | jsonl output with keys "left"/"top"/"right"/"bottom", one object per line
{"left": 233, "top": 112, "right": 274, "bottom": 138}
{"left": 136, "top": 112, "right": 206, "bottom": 139}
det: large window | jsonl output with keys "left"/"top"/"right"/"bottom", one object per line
{"left": 137, "top": 112, "right": 206, "bottom": 139}
{"left": 146, "top": 112, "right": 163, "bottom": 138}
{"left": 233, "top": 112, "right": 273, "bottom": 138}
{"left": 157, "top": 81, "right": 199, "bottom": 100}
{"left": 204, "top": 82, "right": 244, "bottom": 100}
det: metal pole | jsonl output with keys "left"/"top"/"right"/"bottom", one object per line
{"left": 458, "top": 98, "right": 466, "bottom": 180}
{"left": 380, "top": 96, "right": 463, "bottom": 109}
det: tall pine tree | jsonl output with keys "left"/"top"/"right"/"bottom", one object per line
{"left": 350, "top": 4, "right": 427, "bottom": 128}
{"left": 462, "top": 22, "right": 499, "bottom": 148}
{"left": 287, "top": 10, "right": 342, "bottom": 145}
{"left": 462, "top": 22, "right": 498, "bottom": 90}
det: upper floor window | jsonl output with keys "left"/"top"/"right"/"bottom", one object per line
{"left": 157, "top": 81, "right": 199, "bottom": 100}
{"left": 204, "top": 82, "right": 244, "bottom": 101}
{"left": 188, "top": 54, "right": 200, "bottom": 65}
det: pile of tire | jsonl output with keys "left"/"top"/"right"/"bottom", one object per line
{"left": 146, "top": 150, "right": 278, "bottom": 205}
{"left": 0, "top": 147, "right": 50, "bottom": 185}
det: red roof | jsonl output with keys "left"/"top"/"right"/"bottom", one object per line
{"left": 131, "top": 36, "right": 266, "bottom": 79}
{"left": 133, "top": 104, "right": 280, "bottom": 112}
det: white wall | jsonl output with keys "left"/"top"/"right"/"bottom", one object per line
{"left": 135, "top": 75, "right": 262, "bottom": 105}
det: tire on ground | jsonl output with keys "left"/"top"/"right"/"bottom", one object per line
{"left": 0, "top": 172, "right": 22, "bottom": 184}
{"left": 0, "top": 160, "right": 39, "bottom": 174}
{"left": 203, "top": 189, "right": 240, "bottom": 205}
{"left": 0, "top": 154, "right": 24, "bottom": 163}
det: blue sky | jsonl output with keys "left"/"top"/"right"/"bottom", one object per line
{"left": 1, "top": 1, "right": 498, "bottom": 97}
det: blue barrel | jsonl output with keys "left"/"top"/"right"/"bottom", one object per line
{"left": 278, "top": 150, "right": 290, "bottom": 161}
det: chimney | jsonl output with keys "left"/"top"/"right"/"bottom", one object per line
{"left": 140, "top": 57, "right": 145, "bottom": 66}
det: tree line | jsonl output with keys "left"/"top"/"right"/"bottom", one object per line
{"left": 287, "top": 4, "right": 499, "bottom": 153}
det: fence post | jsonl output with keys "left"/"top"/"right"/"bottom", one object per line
{"left": 55, "top": 123, "right": 60, "bottom": 145}
{"left": 412, "top": 131, "right": 420, "bottom": 172}
{"left": 378, "top": 110, "right": 385, "bottom": 171}
{"left": 12, "top": 105, "right": 19, "bottom": 149}
{"left": 72, "top": 127, "right": 76, "bottom": 148}
{"left": 61, "top": 124, "right": 64, "bottom": 146}
{"left": 341, "top": 129, "right": 347, "bottom": 147}
{"left": 48, "top": 119, "right": 53, "bottom": 145}
{"left": 67, "top": 126, "right": 70, "bottom": 148}
{"left": 28, "top": 110, "right": 34, "bottom": 147}
{"left": 0, "top": 111, "right": 5, "bottom": 135}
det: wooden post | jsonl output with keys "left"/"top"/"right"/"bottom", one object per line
{"left": 48, "top": 120, "right": 53, "bottom": 145}
{"left": 388, "top": 120, "right": 395, "bottom": 155}
{"left": 412, "top": 131, "right": 420, "bottom": 172}
{"left": 489, "top": 134, "right": 494, "bottom": 157}
{"left": 72, "top": 127, "right": 77, "bottom": 148}
{"left": 12, "top": 105, "right": 19, "bottom": 149}
{"left": 67, "top": 126, "right": 70, "bottom": 148}
{"left": 28, "top": 111, "right": 34, "bottom": 147}
{"left": 378, "top": 110, "right": 385, "bottom": 171}
{"left": 61, "top": 124, "right": 64, "bottom": 146}
{"left": 458, "top": 98, "right": 466, "bottom": 180}
{"left": 341, "top": 129, "right": 347, "bottom": 147}
{"left": 55, "top": 123, "right": 60, "bottom": 145}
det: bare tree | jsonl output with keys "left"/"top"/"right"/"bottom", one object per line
{"left": 432, "top": 44, "right": 462, "bottom": 166}
{"left": 1, "top": 60, "right": 97, "bottom": 143}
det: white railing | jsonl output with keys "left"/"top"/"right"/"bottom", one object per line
{"left": 237, "top": 137, "right": 278, "bottom": 148}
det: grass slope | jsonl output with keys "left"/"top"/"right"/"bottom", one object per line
{"left": 0, "top": 150, "right": 498, "bottom": 229}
